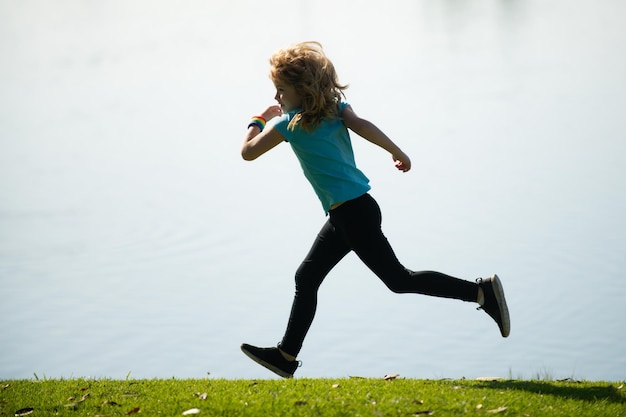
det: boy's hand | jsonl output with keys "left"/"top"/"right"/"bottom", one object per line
{"left": 260, "top": 105, "right": 282, "bottom": 121}
{"left": 392, "top": 153, "right": 411, "bottom": 172}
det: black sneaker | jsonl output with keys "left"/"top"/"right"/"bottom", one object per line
{"left": 477, "top": 274, "right": 510, "bottom": 337}
{"left": 240, "top": 343, "right": 300, "bottom": 378}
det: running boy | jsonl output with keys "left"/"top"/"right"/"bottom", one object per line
{"left": 240, "top": 41, "right": 510, "bottom": 378}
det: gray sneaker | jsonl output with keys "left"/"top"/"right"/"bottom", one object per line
{"left": 241, "top": 343, "right": 301, "bottom": 378}
{"left": 477, "top": 274, "right": 510, "bottom": 337}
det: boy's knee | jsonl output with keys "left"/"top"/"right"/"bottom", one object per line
{"left": 384, "top": 280, "right": 408, "bottom": 294}
{"left": 294, "top": 269, "right": 322, "bottom": 292}
{"left": 377, "top": 267, "right": 412, "bottom": 294}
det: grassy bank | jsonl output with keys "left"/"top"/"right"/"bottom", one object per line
{"left": 1, "top": 377, "right": 624, "bottom": 416}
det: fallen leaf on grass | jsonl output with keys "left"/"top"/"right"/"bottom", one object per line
{"left": 103, "top": 400, "right": 120, "bottom": 406}
{"left": 332, "top": 383, "right": 340, "bottom": 388}
{"left": 557, "top": 378, "right": 581, "bottom": 383}
{"left": 14, "top": 408, "right": 34, "bottom": 416}
{"left": 182, "top": 408, "right": 201, "bottom": 415}
{"left": 617, "top": 384, "right": 623, "bottom": 390}
{"left": 486, "top": 406, "right": 507, "bottom": 413}
{"left": 65, "top": 392, "right": 91, "bottom": 408}
{"left": 383, "top": 374, "right": 399, "bottom": 381}
{"left": 195, "top": 392, "right": 208, "bottom": 400}
{"left": 413, "top": 410, "right": 434, "bottom": 415}
{"left": 125, "top": 407, "right": 140, "bottom": 415}
{"left": 3, "top": 383, "right": 10, "bottom": 389}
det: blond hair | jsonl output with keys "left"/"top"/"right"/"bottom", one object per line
{"left": 269, "top": 41, "right": 348, "bottom": 132}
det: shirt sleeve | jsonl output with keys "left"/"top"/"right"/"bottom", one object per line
{"left": 271, "top": 112, "right": 294, "bottom": 142}
{"left": 339, "top": 102, "right": 350, "bottom": 117}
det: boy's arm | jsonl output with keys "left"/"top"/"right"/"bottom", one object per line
{"left": 342, "top": 105, "right": 411, "bottom": 172}
{"left": 241, "top": 105, "right": 285, "bottom": 161}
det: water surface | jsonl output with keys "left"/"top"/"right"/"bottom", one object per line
{"left": 1, "top": 0, "right": 625, "bottom": 380}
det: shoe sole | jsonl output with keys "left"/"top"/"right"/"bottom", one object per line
{"left": 240, "top": 344, "right": 294, "bottom": 379}
{"left": 490, "top": 274, "right": 510, "bottom": 337}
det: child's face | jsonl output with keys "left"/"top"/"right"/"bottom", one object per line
{"left": 273, "top": 80, "right": 302, "bottom": 112}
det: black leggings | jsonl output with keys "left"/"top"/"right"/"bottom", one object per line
{"left": 279, "top": 193, "right": 479, "bottom": 356}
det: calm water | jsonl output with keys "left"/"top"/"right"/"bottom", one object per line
{"left": 1, "top": 0, "right": 625, "bottom": 381}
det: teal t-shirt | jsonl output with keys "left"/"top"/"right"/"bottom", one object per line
{"left": 272, "top": 102, "right": 371, "bottom": 213}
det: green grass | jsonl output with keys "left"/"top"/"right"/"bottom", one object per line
{"left": 1, "top": 377, "right": 624, "bottom": 416}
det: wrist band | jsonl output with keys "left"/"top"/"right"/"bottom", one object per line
{"left": 248, "top": 116, "right": 266, "bottom": 132}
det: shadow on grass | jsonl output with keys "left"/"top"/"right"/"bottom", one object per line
{"left": 477, "top": 380, "right": 625, "bottom": 404}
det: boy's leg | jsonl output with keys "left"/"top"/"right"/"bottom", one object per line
{"left": 279, "top": 219, "right": 351, "bottom": 357}
{"left": 332, "top": 194, "right": 478, "bottom": 302}
{"left": 242, "top": 219, "right": 349, "bottom": 378}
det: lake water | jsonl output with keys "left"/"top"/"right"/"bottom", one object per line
{"left": 1, "top": 0, "right": 625, "bottom": 381}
